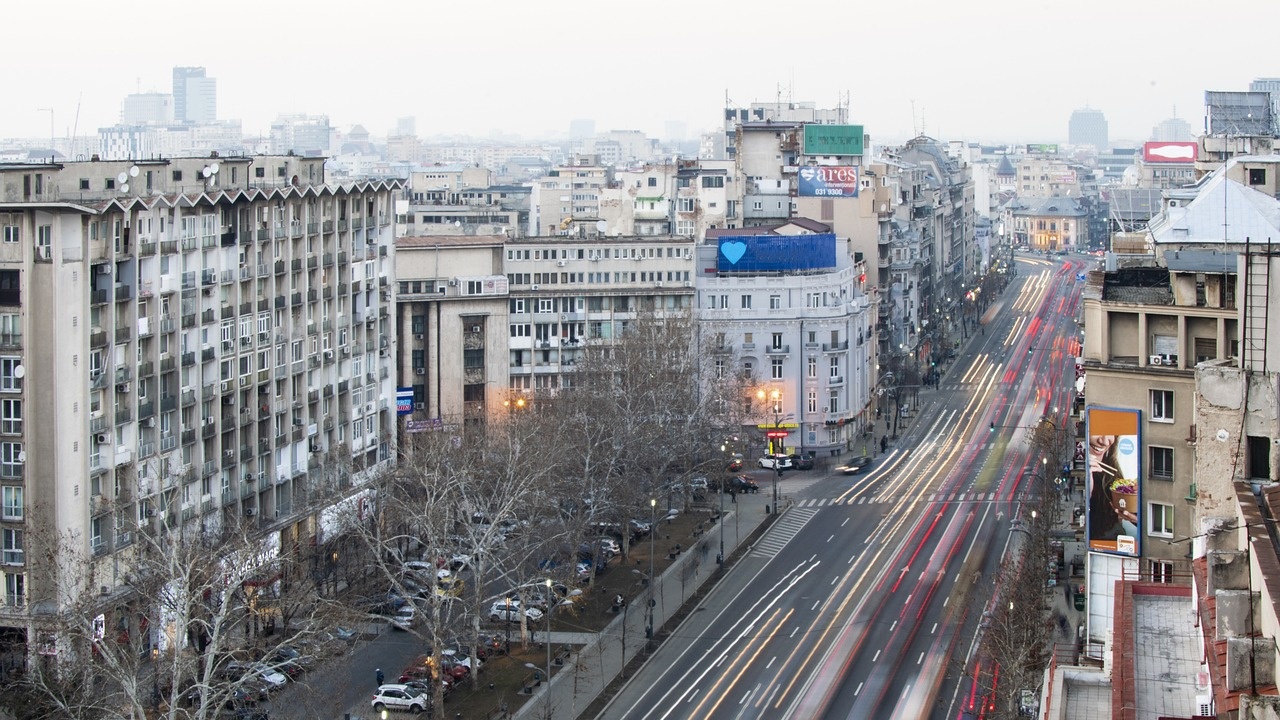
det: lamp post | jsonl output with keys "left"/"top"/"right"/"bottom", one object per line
{"left": 647, "top": 497, "right": 656, "bottom": 646}
{"left": 544, "top": 577, "right": 553, "bottom": 692}
{"left": 717, "top": 445, "right": 727, "bottom": 565}
{"left": 757, "top": 389, "right": 783, "bottom": 514}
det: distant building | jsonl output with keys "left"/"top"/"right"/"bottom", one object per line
{"left": 269, "top": 115, "right": 331, "bottom": 156}
{"left": 1007, "top": 196, "right": 1089, "bottom": 251}
{"left": 120, "top": 93, "right": 174, "bottom": 126}
{"left": 1069, "top": 108, "right": 1109, "bottom": 151}
{"left": 1150, "top": 116, "right": 1193, "bottom": 142}
{"left": 171, "top": 66, "right": 216, "bottom": 124}
{"left": 569, "top": 119, "right": 595, "bottom": 141}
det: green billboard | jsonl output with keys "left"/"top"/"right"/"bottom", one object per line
{"left": 803, "top": 124, "right": 865, "bottom": 156}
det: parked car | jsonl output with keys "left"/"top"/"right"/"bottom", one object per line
{"left": 835, "top": 455, "right": 873, "bottom": 475}
{"left": 371, "top": 684, "right": 428, "bottom": 714}
{"left": 489, "top": 599, "right": 544, "bottom": 624}
{"left": 221, "top": 662, "right": 288, "bottom": 692}
{"left": 722, "top": 475, "right": 759, "bottom": 493}
{"left": 788, "top": 453, "right": 815, "bottom": 471}
{"left": 758, "top": 454, "right": 793, "bottom": 470}
{"left": 390, "top": 604, "right": 418, "bottom": 631}
{"left": 628, "top": 519, "right": 652, "bottom": 538}
{"left": 595, "top": 537, "right": 620, "bottom": 557}
{"left": 263, "top": 645, "right": 312, "bottom": 678}
{"left": 727, "top": 453, "right": 744, "bottom": 471}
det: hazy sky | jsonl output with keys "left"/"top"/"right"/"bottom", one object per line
{"left": 3, "top": 0, "right": 1275, "bottom": 147}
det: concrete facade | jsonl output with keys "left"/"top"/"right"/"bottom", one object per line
{"left": 0, "top": 155, "right": 398, "bottom": 661}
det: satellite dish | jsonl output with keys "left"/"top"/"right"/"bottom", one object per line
{"left": 15, "top": 451, "right": 24, "bottom": 464}
{"left": 120, "top": 183, "right": 130, "bottom": 194}
{"left": 201, "top": 166, "right": 212, "bottom": 178}
{"left": 128, "top": 165, "right": 139, "bottom": 178}
{"left": 12, "top": 365, "right": 23, "bottom": 379}
{"left": 1216, "top": 429, "right": 1230, "bottom": 442}
{"left": 454, "top": 220, "right": 461, "bottom": 227}
{"left": 116, "top": 172, "right": 128, "bottom": 184}
{"left": 209, "top": 163, "right": 220, "bottom": 174}
{"left": 596, "top": 220, "right": 607, "bottom": 232}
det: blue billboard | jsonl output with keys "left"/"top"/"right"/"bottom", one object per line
{"left": 716, "top": 233, "right": 838, "bottom": 273}
{"left": 396, "top": 387, "right": 415, "bottom": 416}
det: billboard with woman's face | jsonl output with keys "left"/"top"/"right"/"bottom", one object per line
{"left": 1085, "top": 407, "right": 1142, "bottom": 556}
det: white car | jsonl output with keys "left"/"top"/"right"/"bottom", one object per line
{"left": 390, "top": 604, "right": 417, "bottom": 631}
{"left": 489, "top": 599, "right": 544, "bottom": 624}
{"left": 371, "top": 684, "right": 428, "bottom": 713}
{"left": 758, "top": 455, "right": 793, "bottom": 470}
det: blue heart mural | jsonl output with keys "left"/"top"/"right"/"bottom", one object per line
{"left": 720, "top": 241, "right": 746, "bottom": 265}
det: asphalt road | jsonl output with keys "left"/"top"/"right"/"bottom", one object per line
{"left": 597, "top": 255, "right": 1084, "bottom": 720}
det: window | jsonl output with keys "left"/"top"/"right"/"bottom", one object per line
{"left": 701, "top": 176, "right": 724, "bottom": 189}
{"left": 807, "top": 390, "right": 817, "bottom": 413}
{"left": 829, "top": 357, "right": 840, "bottom": 378}
{"left": 678, "top": 198, "right": 695, "bottom": 213}
{"left": 770, "top": 357, "right": 783, "bottom": 380}
{"left": 172, "top": 170, "right": 183, "bottom": 182}
{"left": 1, "top": 487, "right": 19, "bottom": 521}
{"left": 0, "top": 271, "right": 19, "bottom": 306}
{"left": 0, "top": 399, "right": 19, "bottom": 435}
{"left": 1, "top": 226, "right": 16, "bottom": 244}
{"left": 1149, "top": 446, "right": 1174, "bottom": 481}
{"left": 1148, "top": 502, "right": 1173, "bottom": 538}
{"left": 1149, "top": 560, "right": 1173, "bottom": 584}
{"left": 1150, "top": 389, "right": 1174, "bottom": 421}
{"left": 1248, "top": 168, "right": 1266, "bottom": 186}
{"left": 740, "top": 295, "right": 751, "bottom": 310}
{"left": 4, "top": 573, "right": 23, "bottom": 607}
{"left": 771, "top": 333, "right": 783, "bottom": 350}
{"left": 807, "top": 356, "right": 817, "bottom": 378}
{"left": 769, "top": 295, "right": 781, "bottom": 310}
{"left": 1, "top": 528, "right": 21, "bottom": 565}
{"left": 0, "top": 358, "right": 21, "bottom": 393}
{"left": 828, "top": 391, "right": 839, "bottom": 413}
{"left": 0, "top": 443, "right": 20, "bottom": 478}
{"left": 714, "top": 359, "right": 725, "bottom": 379}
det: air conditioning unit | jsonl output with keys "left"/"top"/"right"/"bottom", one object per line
{"left": 144, "top": 508, "right": 156, "bottom": 518}
{"left": 1148, "top": 354, "right": 1162, "bottom": 365}
{"left": 97, "top": 264, "right": 112, "bottom": 275}
{"left": 414, "top": 333, "right": 424, "bottom": 340}
{"left": 308, "top": 439, "right": 320, "bottom": 452}
{"left": 1164, "top": 354, "right": 1178, "bottom": 366}
{"left": 447, "top": 279, "right": 458, "bottom": 287}
{"left": 683, "top": 281, "right": 692, "bottom": 288}
{"left": 222, "top": 395, "right": 234, "bottom": 405}
{"left": 323, "top": 349, "right": 333, "bottom": 359}
{"left": 531, "top": 284, "right": 539, "bottom": 290}
{"left": 95, "top": 433, "right": 111, "bottom": 444}
{"left": 220, "top": 381, "right": 230, "bottom": 393}
{"left": 655, "top": 281, "right": 664, "bottom": 288}
{"left": 244, "top": 507, "right": 257, "bottom": 517}
{"left": 378, "top": 349, "right": 387, "bottom": 357}
{"left": 559, "top": 314, "right": 567, "bottom": 321}
{"left": 292, "top": 418, "right": 303, "bottom": 426}
{"left": 556, "top": 260, "right": 567, "bottom": 267}
{"left": 414, "top": 402, "right": 425, "bottom": 410}
{"left": 470, "top": 325, "right": 482, "bottom": 333}
{"left": 143, "top": 417, "right": 155, "bottom": 428}
{"left": 116, "top": 383, "right": 130, "bottom": 393}
{"left": 1196, "top": 695, "right": 1213, "bottom": 716}
{"left": 414, "top": 368, "right": 425, "bottom": 375}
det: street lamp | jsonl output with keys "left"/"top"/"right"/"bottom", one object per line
{"left": 647, "top": 498, "right": 656, "bottom": 645}
{"left": 544, "top": 578, "right": 553, "bottom": 692}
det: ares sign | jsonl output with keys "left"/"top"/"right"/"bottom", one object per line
{"left": 803, "top": 124, "right": 865, "bottom": 156}
{"left": 798, "top": 166, "right": 860, "bottom": 197}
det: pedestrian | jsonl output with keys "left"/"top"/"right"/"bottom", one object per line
{"left": 375, "top": 667, "right": 384, "bottom": 687}
{"left": 880, "top": 436, "right": 888, "bottom": 453}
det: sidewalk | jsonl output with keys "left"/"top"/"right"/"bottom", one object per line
{"left": 513, "top": 490, "right": 777, "bottom": 720}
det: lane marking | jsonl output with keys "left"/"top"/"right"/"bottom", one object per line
{"left": 854, "top": 682, "right": 864, "bottom": 697}
{"left": 872, "top": 650, "right": 881, "bottom": 662}
{"left": 765, "top": 656, "right": 776, "bottom": 669}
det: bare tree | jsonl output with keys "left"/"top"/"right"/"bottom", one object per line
{"left": 17, "top": 507, "right": 347, "bottom": 720}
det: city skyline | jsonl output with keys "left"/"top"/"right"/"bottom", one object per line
{"left": 2, "top": 0, "right": 1276, "bottom": 148}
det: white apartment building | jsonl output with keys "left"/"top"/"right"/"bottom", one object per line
{"left": 504, "top": 236, "right": 697, "bottom": 394}
{"left": 528, "top": 155, "right": 611, "bottom": 237}
{"left": 0, "top": 155, "right": 397, "bottom": 661}
{"left": 697, "top": 228, "right": 874, "bottom": 458}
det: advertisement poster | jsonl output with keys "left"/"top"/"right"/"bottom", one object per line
{"left": 797, "top": 166, "right": 860, "bottom": 197}
{"left": 396, "top": 388, "right": 414, "bottom": 416}
{"left": 1085, "top": 407, "right": 1142, "bottom": 556}
{"left": 716, "top": 233, "right": 837, "bottom": 273}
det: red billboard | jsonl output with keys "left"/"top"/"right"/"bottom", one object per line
{"left": 1143, "top": 142, "right": 1197, "bottom": 163}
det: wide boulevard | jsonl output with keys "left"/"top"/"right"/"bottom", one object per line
{"left": 599, "top": 253, "right": 1086, "bottom": 720}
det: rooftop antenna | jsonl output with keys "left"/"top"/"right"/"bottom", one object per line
{"left": 910, "top": 100, "right": 917, "bottom": 136}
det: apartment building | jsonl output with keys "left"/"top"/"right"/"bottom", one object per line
{"left": 599, "top": 160, "right": 739, "bottom": 239}
{"left": 504, "top": 235, "right": 697, "bottom": 395}
{"left": 1007, "top": 196, "right": 1090, "bottom": 252}
{"left": 0, "top": 155, "right": 397, "bottom": 659}
{"left": 699, "top": 227, "right": 874, "bottom": 458}
{"left": 394, "top": 235, "right": 510, "bottom": 428}
{"left": 528, "top": 155, "right": 610, "bottom": 237}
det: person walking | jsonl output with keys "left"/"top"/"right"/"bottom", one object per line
{"left": 375, "top": 667, "right": 384, "bottom": 687}
{"left": 880, "top": 435, "right": 888, "bottom": 454}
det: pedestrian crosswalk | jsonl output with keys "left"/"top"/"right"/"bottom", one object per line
{"left": 749, "top": 508, "right": 819, "bottom": 558}
{"left": 793, "top": 491, "right": 1000, "bottom": 508}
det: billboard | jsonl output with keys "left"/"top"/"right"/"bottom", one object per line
{"left": 797, "top": 166, "right": 860, "bottom": 197}
{"left": 803, "top": 125, "right": 865, "bottom": 156}
{"left": 1025, "top": 143, "right": 1059, "bottom": 154}
{"left": 716, "top": 233, "right": 837, "bottom": 273}
{"left": 396, "top": 388, "right": 414, "bottom": 416}
{"left": 1143, "top": 141, "right": 1197, "bottom": 163}
{"left": 1085, "top": 407, "right": 1142, "bottom": 556}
